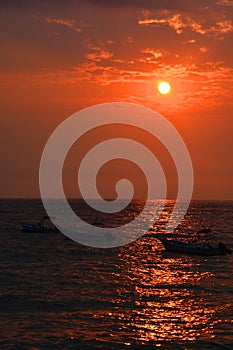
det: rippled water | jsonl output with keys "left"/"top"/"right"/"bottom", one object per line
{"left": 0, "top": 199, "right": 233, "bottom": 349}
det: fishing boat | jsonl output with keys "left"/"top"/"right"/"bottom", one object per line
{"left": 157, "top": 227, "right": 231, "bottom": 256}
{"left": 157, "top": 207, "right": 231, "bottom": 256}
{"left": 20, "top": 216, "right": 58, "bottom": 233}
{"left": 158, "top": 236, "right": 231, "bottom": 256}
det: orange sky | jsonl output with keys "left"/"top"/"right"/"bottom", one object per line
{"left": 0, "top": 0, "right": 233, "bottom": 199}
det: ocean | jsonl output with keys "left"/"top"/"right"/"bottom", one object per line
{"left": 0, "top": 199, "right": 233, "bottom": 349}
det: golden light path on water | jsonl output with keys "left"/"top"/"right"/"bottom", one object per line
{"left": 64, "top": 249, "right": 220, "bottom": 346}
{"left": 59, "top": 201, "right": 231, "bottom": 347}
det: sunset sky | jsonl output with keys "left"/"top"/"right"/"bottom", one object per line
{"left": 1, "top": 0, "right": 233, "bottom": 199}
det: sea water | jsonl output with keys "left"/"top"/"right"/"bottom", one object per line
{"left": 0, "top": 199, "right": 232, "bottom": 349}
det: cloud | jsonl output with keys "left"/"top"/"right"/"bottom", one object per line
{"left": 0, "top": 0, "right": 216, "bottom": 12}
{"left": 86, "top": 44, "right": 113, "bottom": 62}
{"left": 3, "top": 59, "right": 232, "bottom": 87}
{"left": 217, "top": 0, "right": 233, "bottom": 6}
{"left": 45, "top": 17, "right": 82, "bottom": 32}
{"left": 215, "top": 20, "right": 233, "bottom": 33}
{"left": 138, "top": 14, "right": 187, "bottom": 35}
{"left": 1, "top": 57, "right": 232, "bottom": 116}
{"left": 138, "top": 13, "right": 233, "bottom": 37}
{"left": 199, "top": 47, "right": 209, "bottom": 53}
{"left": 142, "top": 48, "right": 164, "bottom": 58}
{"left": 79, "top": 0, "right": 211, "bottom": 11}
{"left": 139, "top": 48, "right": 167, "bottom": 64}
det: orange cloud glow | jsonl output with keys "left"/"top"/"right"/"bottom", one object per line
{"left": 46, "top": 17, "right": 82, "bottom": 32}
{"left": 138, "top": 14, "right": 233, "bottom": 37}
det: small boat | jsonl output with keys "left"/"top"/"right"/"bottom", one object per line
{"left": 157, "top": 207, "right": 231, "bottom": 256}
{"left": 20, "top": 216, "right": 58, "bottom": 233}
{"left": 158, "top": 236, "right": 231, "bottom": 256}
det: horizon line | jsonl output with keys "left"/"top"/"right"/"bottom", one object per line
{"left": 1, "top": 197, "right": 233, "bottom": 201}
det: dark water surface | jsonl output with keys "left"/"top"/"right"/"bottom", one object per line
{"left": 0, "top": 199, "right": 233, "bottom": 349}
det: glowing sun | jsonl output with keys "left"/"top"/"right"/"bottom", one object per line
{"left": 157, "top": 81, "right": 171, "bottom": 95}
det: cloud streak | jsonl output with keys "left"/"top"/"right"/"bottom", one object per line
{"left": 79, "top": 0, "right": 212, "bottom": 11}
{"left": 2, "top": 57, "right": 232, "bottom": 113}
{"left": 0, "top": 0, "right": 222, "bottom": 12}
{"left": 46, "top": 17, "right": 82, "bottom": 32}
{"left": 138, "top": 14, "right": 233, "bottom": 37}
{"left": 217, "top": 0, "right": 233, "bottom": 6}
{"left": 86, "top": 44, "right": 113, "bottom": 62}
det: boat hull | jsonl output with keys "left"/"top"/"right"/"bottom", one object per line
{"left": 159, "top": 238, "right": 225, "bottom": 256}
{"left": 20, "top": 222, "right": 57, "bottom": 233}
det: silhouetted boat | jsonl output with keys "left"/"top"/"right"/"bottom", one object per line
{"left": 158, "top": 236, "right": 231, "bottom": 256}
{"left": 20, "top": 216, "right": 58, "bottom": 233}
{"left": 158, "top": 207, "right": 231, "bottom": 256}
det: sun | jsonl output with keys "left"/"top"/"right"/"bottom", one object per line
{"left": 157, "top": 81, "right": 171, "bottom": 95}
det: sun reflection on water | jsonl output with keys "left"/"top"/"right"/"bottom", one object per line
{"left": 112, "top": 244, "right": 217, "bottom": 344}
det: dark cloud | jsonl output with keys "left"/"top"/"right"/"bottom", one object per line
{"left": 0, "top": 0, "right": 76, "bottom": 10}
{"left": 0, "top": 0, "right": 216, "bottom": 11}
{"left": 0, "top": 0, "right": 43, "bottom": 8}
{"left": 80, "top": 0, "right": 212, "bottom": 11}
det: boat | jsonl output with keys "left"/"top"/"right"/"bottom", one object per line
{"left": 158, "top": 236, "right": 231, "bottom": 256}
{"left": 157, "top": 207, "right": 231, "bottom": 256}
{"left": 20, "top": 216, "right": 58, "bottom": 233}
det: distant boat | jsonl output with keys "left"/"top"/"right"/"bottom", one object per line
{"left": 20, "top": 216, "right": 58, "bottom": 233}
{"left": 158, "top": 236, "right": 231, "bottom": 256}
{"left": 157, "top": 206, "right": 232, "bottom": 256}
{"left": 157, "top": 227, "right": 231, "bottom": 256}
